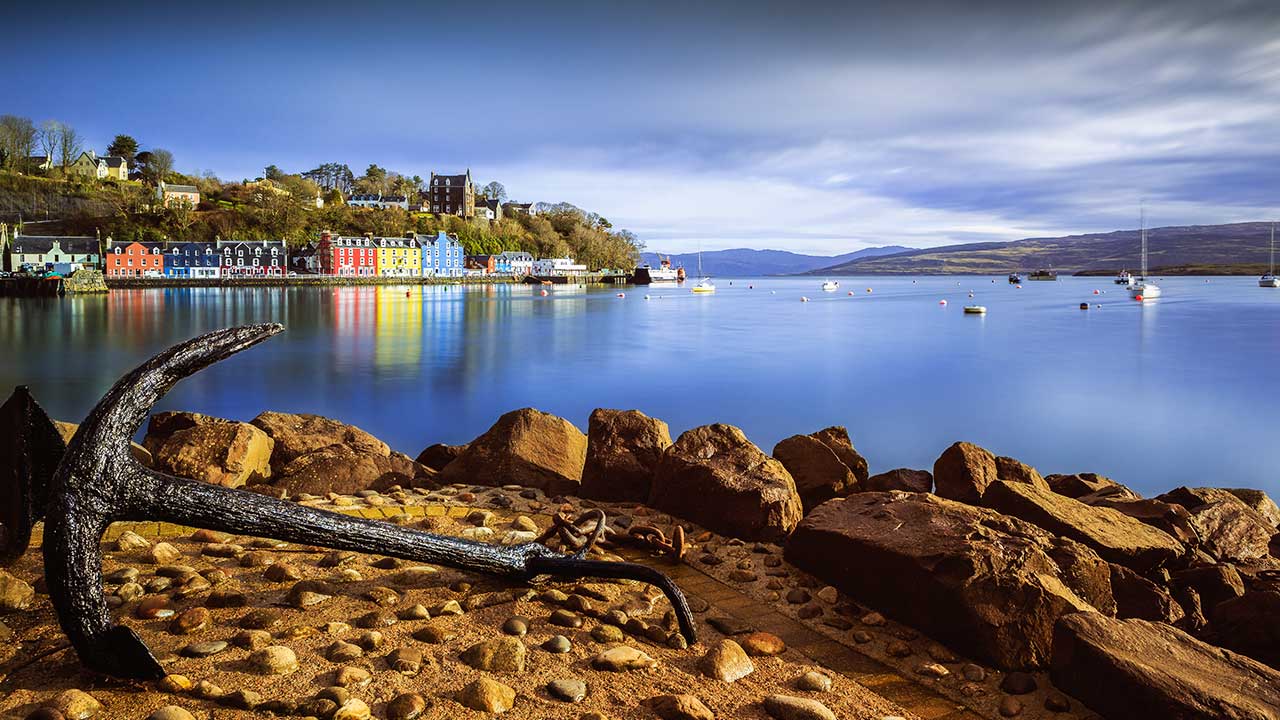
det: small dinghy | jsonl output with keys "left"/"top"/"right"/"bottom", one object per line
{"left": 821, "top": 280, "right": 839, "bottom": 292}
{"left": 963, "top": 305, "right": 987, "bottom": 314}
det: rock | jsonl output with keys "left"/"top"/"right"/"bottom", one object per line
{"left": 772, "top": 430, "right": 860, "bottom": 513}
{"left": 335, "top": 666, "right": 372, "bottom": 687}
{"left": 149, "top": 417, "right": 274, "bottom": 488}
{"left": 0, "top": 570, "right": 35, "bottom": 611}
{"left": 591, "top": 624, "right": 625, "bottom": 643}
{"left": 740, "top": 631, "right": 787, "bottom": 656}
{"left": 701, "top": 639, "right": 754, "bottom": 682}
{"left": 580, "top": 408, "right": 672, "bottom": 502}
{"left": 386, "top": 693, "right": 428, "bottom": 720}
{"left": 917, "top": 662, "right": 950, "bottom": 678}
{"left": 796, "top": 670, "right": 832, "bottom": 692}
{"left": 1109, "top": 564, "right": 1184, "bottom": 623}
{"left": 115, "top": 531, "right": 151, "bottom": 551}
{"left": 460, "top": 636, "right": 526, "bottom": 672}
{"left": 1084, "top": 497, "right": 1198, "bottom": 546}
{"left": 388, "top": 647, "right": 425, "bottom": 675}
{"left": 502, "top": 616, "right": 529, "bottom": 636}
{"left": 440, "top": 408, "right": 586, "bottom": 494}
{"left": 332, "top": 699, "right": 371, "bottom": 720}
{"left": 932, "top": 441, "right": 999, "bottom": 504}
{"left": 181, "top": 640, "right": 228, "bottom": 658}
{"left": 982, "top": 480, "right": 1184, "bottom": 571}
{"left": 707, "top": 616, "right": 752, "bottom": 635}
{"left": 785, "top": 492, "right": 1111, "bottom": 669}
{"left": 457, "top": 677, "right": 516, "bottom": 713}
{"left": 233, "top": 629, "right": 271, "bottom": 650}
{"left": 543, "top": 635, "right": 572, "bottom": 653}
{"left": 592, "top": 644, "right": 658, "bottom": 671}
{"left": 49, "top": 689, "right": 102, "bottom": 719}
{"left": 548, "top": 679, "right": 588, "bottom": 703}
{"left": 550, "top": 608, "right": 583, "bottom": 628}
{"left": 251, "top": 411, "right": 424, "bottom": 495}
{"left": 1044, "top": 472, "right": 1136, "bottom": 500}
{"left": 1222, "top": 488, "right": 1280, "bottom": 527}
{"left": 413, "top": 625, "right": 455, "bottom": 644}
{"left": 248, "top": 645, "right": 298, "bottom": 675}
{"left": 1212, "top": 590, "right": 1280, "bottom": 669}
{"left": 997, "top": 696, "right": 1023, "bottom": 717}
{"left": 1187, "top": 502, "right": 1275, "bottom": 563}
{"left": 170, "top": 607, "right": 211, "bottom": 634}
{"left": 651, "top": 694, "right": 714, "bottom": 720}
{"left": 1051, "top": 612, "right": 1280, "bottom": 719}
{"left": 146, "top": 708, "right": 195, "bottom": 720}
{"left": 762, "top": 694, "right": 837, "bottom": 720}
{"left": 865, "top": 468, "right": 932, "bottom": 494}
{"left": 252, "top": 410, "right": 388, "bottom": 463}
{"left": 55, "top": 419, "right": 151, "bottom": 466}
{"left": 649, "top": 424, "right": 803, "bottom": 542}
{"left": 994, "top": 456, "right": 1047, "bottom": 489}
{"left": 1170, "top": 564, "right": 1245, "bottom": 612}
{"left": 414, "top": 442, "right": 467, "bottom": 471}
{"left": 148, "top": 542, "right": 182, "bottom": 564}
{"left": 999, "top": 671, "right": 1037, "bottom": 694}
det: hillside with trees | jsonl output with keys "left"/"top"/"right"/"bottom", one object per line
{"left": 0, "top": 114, "right": 643, "bottom": 271}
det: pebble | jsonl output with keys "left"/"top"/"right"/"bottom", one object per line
{"left": 591, "top": 624, "right": 625, "bottom": 643}
{"left": 701, "top": 639, "right": 754, "bottom": 682}
{"left": 851, "top": 630, "right": 872, "bottom": 644}
{"left": 335, "top": 666, "right": 372, "bottom": 688}
{"left": 785, "top": 589, "right": 811, "bottom": 604}
{"left": 728, "top": 569, "right": 758, "bottom": 582}
{"left": 264, "top": 563, "right": 302, "bottom": 582}
{"left": 460, "top": 636, "right": 526, "bottom": 672}
{"left": 886, "top": 640, "right": 913, "bottom": 658}
{"left": 591, "top": 644, "right": 658, "bottom": 671}
{"left": 354, "top": 630, "right": 383, "bottom": 650}
{"left": 385, "top": 692, "right": 428, "bottom": 720}
{"left": 399, "top": 604, "right": 431, "bottom": 620}
{"left": 412, "top": 625, "right": 455, "bottom": 644}
{"left": 333, "top": 699, "right": 372, "bottom": 720}
{"left": 860, "top": 611, "right": 885, "bottom": 626}
{"left": 148, "top": 542, "right": 182, "bottom": 564}
{"left": 651, "top": 694, "right": 714, "bottom": 720}
{"left": 386, "top": 693, "right": 428, "bottom": 720}
{"left": 706, "top": 617, "right": 752, "bottom": 635}
{"left": 356, "top": 610, "right": 397, "bottom": 628}
{"left": 364, "top": 586, "right": 400, "bottom": 606}
{"left": 201, "top": 542, "right": 243, "bottom": 558}
{"left": 502, "top": 616, "right": 529, "bottom": 636}
{"left": 548, "top": 679, "right": 588, "bottom": 703}
{"left": 135, "top": 595, "right": 174, "bottom": 619}
{"left": 220, "top": 689, "right": 262, "bottom": 710}
{"left": 249, "top": 645, "right": 299, "bottom": 675}
{"left": 1045, "top": 693, "right": 1071, "bottom": 712}
{"left": 146, "top": 707, "right": 195, "bottom": 720}
{"left": 961, "top": 663, "right": 986, "bottom": 682}
{"left": 797, "top": 604, "right": 823, "bottom": 619}
{"left": 205, "top": 589, "right": 248, "bottom": 608}
{"left": 158, "top": 675, "right": 194, "bottom": 692}
{"left": 513, "top": 515, "right": 538, "bottom": 532}
{"left": 739, "top": 631, "right": 786, "bottom": 656}
{"left": 116, "top": 531, "right": 152, "bottom": 551}
{"left": 298, "top": 699, "right": 338, "bottom": 718}
{"left": 543, "top": 634, "right": 573, "bottom": 653}
{"left": 181, "top": 640, "right": 228, "bottom": 658}
{"left": 388, "top": 647, "right": 424, "bottom": 675}
{"left": 191, "top": 528, "right": 231, "bottom": 543}
{"left": 999, "top": 696, "right": 1024, "bottom": 717}
{"left": 550, "top": 609, "right": 583, "bottom": 628}
{"left": 432, "top": 599, "right": 463, "bottom": 616}
{"left": 238, "top": 608, "right": 283, "bottom": 629}
{"left": 816, "top": 586, "right": 839, "bottom": 603}
{"left": 193, "top": 680, "right": 224, "bottom": 699}
{"left": 999, "top": 671, "right": 1038, "bottom": 695}
{"left": 104, "top": 567, "right": 139, "bottom": 583}
{"left": 393, "top": 566, "right": 439, "bottom": 587}
{"left": 917, "top": 662, "right": 950, "bottom": 678}
{"left": 796, "top": 670, "right": 832, "bottom": 692}
{"left": 170, "top": 607, "right": 210, "bottom": 634}
{"left": 457, "top": 677, "right": 516, "bottom": 713}
{"left": 460, "top": 526, "right": 494, "bottom": 541}
{"left": 115, "top": 582, "right": 143, "bottom": 602}
{"left": 49, "top": 689, "right": 101, "bottom": 719}
{"left": 763, "top": 694, "right": 837, "bottom": 720}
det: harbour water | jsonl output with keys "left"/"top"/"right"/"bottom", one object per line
{"left": 3, "top": 276, "right": 1277, "bottom": 496}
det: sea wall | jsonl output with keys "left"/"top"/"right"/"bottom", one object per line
{"left": 104, "top": 275, "right": 520, "bottom": 289}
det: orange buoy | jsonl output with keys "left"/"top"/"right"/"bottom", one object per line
{"left": 617, "top": 293, "right": 625, "bottom": 298}
{"left": 540, "top": 289, "right": 548, "bottom": 297}
{"left": 1135, "top": 294, "right": 1144, "bottom": 301}
{"left": 405, "top": 291, "right": 410, "bottom": 297}
{"left": 847, "top": 291, "right": 854, "bottom": 296}
{"left": 939, "top": 299, "right": 948, "bottom": 305}
{"left": 1093, "top": 289, "right": 1100, "bottom": 295}
{"left": 1015, "top": 284, "right": 1022, "bottom": 289}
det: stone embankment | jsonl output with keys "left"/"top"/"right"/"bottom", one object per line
{"left": 4, "top": 406, "right": 1280, "bottom": 719}
{"left": 105, "top": 275, "right": 519, "bottom": 289}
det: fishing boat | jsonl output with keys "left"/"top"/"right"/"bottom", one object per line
{"left": 1129, "top": 205, "right": 1161, "bottom": 299}
{"left": 1115, "top": 270, "right": 1135, "bottom": 286}
{"left": 1028, "top": 269, "right": 1058, "bottom": 281}
{"left": 1261, "top": 224, "right": 1279, "bottom": 288}
{"left": 821, "top": 280, "right": 839, "bottom": 292}
{"left": 633, "top": 255, "right": 681, "bottom": 285}
{"left": 691, "top": 248, "right": 715, "bottom": 294}
{"left": 1008, "top": 272, "right": 1023, "bottom": 284}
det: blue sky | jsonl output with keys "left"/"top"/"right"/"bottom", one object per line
{"left": 3, "top": 0, "right": 1279, "bottom": 254}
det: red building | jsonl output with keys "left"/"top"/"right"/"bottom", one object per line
{"left": 318, "top": 231, "right": 377, "bottom": 276}
{"left": 105, "top": 241, "right": 165, "bottom": 277}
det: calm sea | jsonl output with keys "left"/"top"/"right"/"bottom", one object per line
{"left": 3, "top": 276, "right": 1277, "bottom": 497}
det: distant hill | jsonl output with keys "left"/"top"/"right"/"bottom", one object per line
{"left": 639, "top": 246, "right": 911, "bottom": 276}
{"left": 805, "top": 222, "right": 1280, "bottom": 275}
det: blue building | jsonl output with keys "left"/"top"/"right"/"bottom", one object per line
{"left": 164, "top": 242, "right": 221, "bottom": 278}
{"left": 418, "top": 231, "right": 465, "bottom": 277}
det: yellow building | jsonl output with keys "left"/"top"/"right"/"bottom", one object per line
{"left": 376, "top": 236, "right": 422, "bottom": 277}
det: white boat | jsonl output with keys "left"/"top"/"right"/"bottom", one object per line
{"left": 691, "top": 247, "right": 715, "bottom": 294}
{"left": 1261, "top": 224, "right": 1279, "bottom": 288}
{"left": 821, "top": 280, "right": 839, "bottom": 292}
{"left": 1115, "top": 270, "right": 1135, "bottom": 286}
{"left": 1129, "top": 205, "right": 1161, "bottom": 300}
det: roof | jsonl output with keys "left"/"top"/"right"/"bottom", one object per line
{"left": 11, "top": 236, "right": 99, "bottom": 255}
{"left": 164, "top": 184, "right": 198, "bottom": 194}
{"left": 166, "top": 242, "right": 217, "bottom": 252}
{"left": 349, "top": 194, "right": 381, "bottom": 202}
{"left": 101, "top": 156, "right": 126, "bottom": 168}
{"left": 498, "top": 250, "right": 533, "bottom": 259}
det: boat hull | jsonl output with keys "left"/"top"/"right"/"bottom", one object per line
{"left": 1129, "top": 284, "right": 1161, "bottom": 299}
{"left": 1260, "top": 277, "right": 1280, "bottom": 288}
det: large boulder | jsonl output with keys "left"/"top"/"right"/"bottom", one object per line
{"left": 1045, "top": 472, "right": 1138, "bottom": 501}
{"left": 809, "top": 426, "right": 868, "bottom": 484}
{"left": 1051, "top": 613, "right": 1280, "bottom": 719}
{"left": 864, "top": 468, "right": 932, "bottom": 494}
{"left": 1170, "top": 564, "right": 1246, "bottom": 613}
{"left": 58, "top": 420, "right": 151, "bottom": 466}
{"left": 439, "top": 408, "right": 586, "bottom": 495}
{"left": 250, "top": 411, "right": 427, "bottom": 495}
{"left": 1166, "top": 495, "right": 1277, "bottom": 563}
{"left": 649, "top": 424, "right": 802, "bottom": 542}
{"left": 1212, "top": 591, "right": 1280, "bottom": 669}
{"left": 785, "top": 492, "right": 1112, "bottom": 669}
{"left": 1084, "top": 497, "right": 1199, "bottom": 546}
{"left": 933, "top": 442, "right": 1047, "bottom": 505}
{"left": 983, "top": 480, "right": 1184, "bottom": 572}
{"left": 1223, "top": 489, "right": 1280, "bottom": 528}
{"left": 150, "top": 419, "right": 274, "bottom": 489}
{"left": 1109, "top": 564, "right": 1184, "bottom": 624}
{"left": 414, "top": 443, "right": 467, "bottom": 472}
{"left": 580, "top": 409, "right": 672, "bottom": 503}
{"left": 772, "top": 431, "right": 860, "bottom": 513}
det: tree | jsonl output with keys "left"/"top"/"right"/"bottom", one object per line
{"left": 0, "top": 115, "right": 38, "bottom": 171}
{"left": 303, "top": 162, "right": 355, "bottom": 193}
{"left": 38, "top": 120, "right": 60, "bottom": 164}
{"left": 57, "top": 123, "right": 83, "bottom": 171}
{"left": 264, "top": 164, "right": 286, "bottom": 182}
{"left": 480, "top": 181, "right": 507, "bottom": 202}
{"left": 137, "top": 148, "right": 174, "bottom": 185}
{"left": 107, "top": 135, "right": 139, "bottom": 161}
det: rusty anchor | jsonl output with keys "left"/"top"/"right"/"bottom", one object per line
{"left": 0, "top": 324, "right": 696, "bottom": 680}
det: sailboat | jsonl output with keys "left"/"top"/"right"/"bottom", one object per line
{"left": 821, "top": 280, "right": 839, "bottom": 292}
{"left": 1260, "top": 224, "right": 1279, "bottom": 288}
{"left": 1129, "top": 205, "right": 1161, "bottom": 300}
{"left": 691, "top": 247, "right": 715, "bottom": 294}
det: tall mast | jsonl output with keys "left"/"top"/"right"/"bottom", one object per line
{"left": 1271, "top": 223, "right": 1275, "bottom": 275}
{"left": 1139, "top": 203, "right": 1147, "bottom": 279}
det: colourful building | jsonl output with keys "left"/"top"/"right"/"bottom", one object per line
{"left": 376, "top": 236, "right": 422, "bottom": 277}
{"left": 418, "top": 231, "right": 465, "bottom": 277}
{"left": 8, "top": 236, "right": 101, "bottom": 274}
{"left": 318, "top": 232, "right": 377, "bottom": 276}
{"left": 164, "top": 242, "right": 221, "bottom": 279}
{"left": 219, "top": 240, "right": 287, "bottom": 277}
{"left": 106, "top": 241, "right": 165, "bottom": 277}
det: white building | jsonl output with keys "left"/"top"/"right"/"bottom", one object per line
{"left": 533, "top": 257, "right": 587, "bottom": 276}
{"left": 497, "top": 250, "right": 533, "bottom": 275}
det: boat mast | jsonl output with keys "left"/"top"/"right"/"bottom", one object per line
{"left": 1139, "top": 203, "right": 1147, "bottom": 280}
{"left": 1271, "top": 223, "right": 1275, "bottom": 275}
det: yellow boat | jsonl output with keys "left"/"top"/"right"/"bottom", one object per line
{"left": 692, "top": 280, "right": 716, "bottom": 294}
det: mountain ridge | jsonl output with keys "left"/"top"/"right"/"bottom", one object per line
{"left": 639, "top": 246, "right": 911, "bottom": 276}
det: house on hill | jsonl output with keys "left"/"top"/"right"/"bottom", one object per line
{"left": 158, "top": 182, "right": 200, "bottom": 208}
{"left": 68, "top": 151, "right": 128, "bottom": 181}
{"left": 428, "top": 170, "right": 475, "bottom": 218}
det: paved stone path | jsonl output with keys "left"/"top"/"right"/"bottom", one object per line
{"left": 80, "top": 502, "right": 987, "bottom": 720}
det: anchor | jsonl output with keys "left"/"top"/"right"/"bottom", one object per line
{"left": 0, "top": 324, "right": 696, "bottom": 680}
